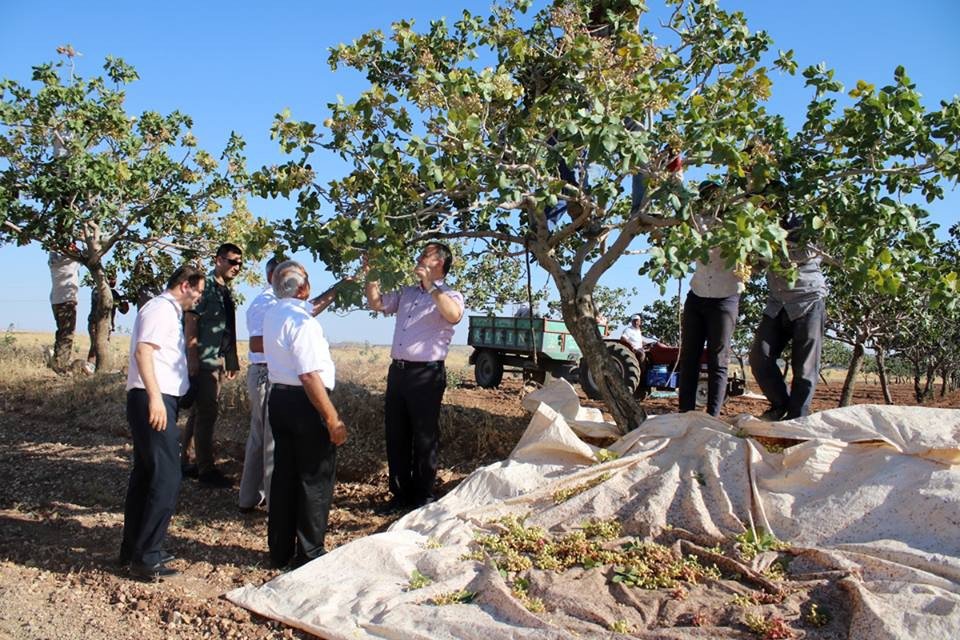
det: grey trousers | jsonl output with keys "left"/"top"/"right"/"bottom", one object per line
{"left": 238, "top": 363, "right": 274, "bottom": 509}
{"left": 749, "top": 300, "right": 825, "bottom": 419}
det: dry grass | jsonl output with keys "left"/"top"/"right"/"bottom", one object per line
{"left": 0, "top": 331, "right": 524, "bottom": 491}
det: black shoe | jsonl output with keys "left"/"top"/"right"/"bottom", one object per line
{"left": 120, "top": 550, "right": 174, "bottom": 567}
{"left": 759, "top": 406, "right": 788, "bottom": 422}
{"left": 198, "top": 469, "right": 232, "bottom": 488}
{"left": 181, "top": 463, "right": 199, "bottom": 479}
{"left": 130, "top": 562, "right": 179, "bottom": 581}
{"left": 239, "top": 497, "right": 266, "bottom": 514}
{"left": 375, "top": 497, "right": 409, "bottom": 516}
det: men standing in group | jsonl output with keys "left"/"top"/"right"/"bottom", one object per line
{"left": 182, "top": 243, "right": 243, "bottom": 488}
{"left": 48, "top": 250, "right": 80, "bottom": 372}
{"left": 119, "top": 265, "right": 205, "bottom": 580}
{"left": 262, "top": 260, "right": 347, "bottom": 569}
{"left": 364, "top": 243, "right": 464, "bottom": 513}
{"left": 749, "top": 213, "right": 828, "bottom": 421}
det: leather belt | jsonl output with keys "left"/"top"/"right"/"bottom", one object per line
{"left": 391, "top": 359, "right": 443, "bottom": 370}
{"left": 271, "top": 382, "right": 333, "bottom": 394}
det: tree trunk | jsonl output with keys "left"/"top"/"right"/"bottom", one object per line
{"left": 839, "top": 339, "right": 865, "bottom": 407}
{"left": 876, "top": 348, "right": 893, "bottom": 405}
{"left": 913, "top": 361, "right": 924, "bottom": 403}
{"left": 923, "top": 364, "right": 936, "bottom": 402}
{"left": 941, "top": 366, "right": 949, "bottom": 397}
{"left": 552, "top": 270, "right": 645, "bottom": 433}
{"left": 88, "top": 263, "right": 115, "bottom": 373}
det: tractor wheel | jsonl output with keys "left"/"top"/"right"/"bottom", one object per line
{"left": 579, "top": 342, "right": 642, "bottom": 400}
{"left": 474, "top": 350, "right": 504, "bottom": 388}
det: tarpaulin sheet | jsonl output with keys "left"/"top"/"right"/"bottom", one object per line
{"left": 227, "top": 380, "right": 960, "bottom": 639}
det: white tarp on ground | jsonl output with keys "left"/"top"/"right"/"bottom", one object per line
{"left": 226, "top": 380, "right": 960, "bottom": 639}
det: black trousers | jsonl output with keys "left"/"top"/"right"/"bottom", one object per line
{"left": 678, "top": 292, "right": 739, "bottom": 416}
{"left": 120, "top": 389, "right": 182, "bottom": 566}
{"left": 384, "top": 361, "right": 446, "bottom": 505}
{"left": 181, "top": 368, "right": 221, "bottom": 475}
{"left": 267, "top": 386, "right": 337, "bottom": 567}
{"left": 749, "top": 301, "right": 825, "bottom": 419}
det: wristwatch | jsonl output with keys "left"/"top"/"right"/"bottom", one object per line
{"left": 427, "top": 284, "right": 439, "bottom": 294}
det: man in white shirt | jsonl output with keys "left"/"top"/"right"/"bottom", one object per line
{"left": 119, "top": 264, "right": 205, "bottom": 581}
{"left": 239, "top": 259, "right": 350, "bottom": 514}
{"left": 262, "top": 260, "right": 348, "bottom": 569}
{"left": 238, "top": 257, "right": 279, "bottom": 513}
{"left": 621, "top": 314, "right": 646, "bottom": 352}
{"left": 48, "top": 251, "right": 81, "bottom": 372}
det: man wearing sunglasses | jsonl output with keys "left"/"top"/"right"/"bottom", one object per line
{"left": 181, "top": 242, "right": 244, "bottom": 488}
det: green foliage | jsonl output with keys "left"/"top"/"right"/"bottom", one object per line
{"left": 406, "top": 569, "right": 432, "bottom": 590}
{"left": 428, "top": 589, "right": 476, "bottom": 606}
{"left": 251, "top": 0, "right": 960, "bottom": 431}
{"left": 0, "top": 49, "right": 270, "bottom": 367}
{"left": 733, "top": 529, "right": 790, "bottom": 561}
{"left": 610, "top": 538, "right": 722, "bottom": 590}
{"left": 552, "top": 472, "right": 611, "bottom": 503}
{"left": 804, "top": 602, "right": 830, "bottom": 627}
{"left": 743, "top": 612, "right": 795, "bottom": 639}
{"left": 640, "top": 295, "right": 681, "bottom": 344}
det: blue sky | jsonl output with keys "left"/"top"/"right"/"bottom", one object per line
{"left": 1, "top": 0, "right": 958, "bottom": 344}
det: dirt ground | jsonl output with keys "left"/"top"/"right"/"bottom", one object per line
{"left": 0, "top": 340, "right": 957, "bottom": 640}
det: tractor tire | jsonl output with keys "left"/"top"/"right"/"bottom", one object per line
{"left": 551, "top": 362, "right": 580, "bottom": 385}
{"left": 579, "top": 342, "right": 642, "bottom": 400}
{"left": 474, "top": 350, "right": 504, "bottom": 388}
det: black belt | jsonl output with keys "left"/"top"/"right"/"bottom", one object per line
{"left": 271, "top": 382, "right": 333, "bottom": 394}
{"left": 250, "top": 362, "right": 267, "bottom": 367}
{"left": 391, "top": 359, "right": 443, "bottom": 370}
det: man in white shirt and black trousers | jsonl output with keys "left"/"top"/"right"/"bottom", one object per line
{"left": 119, "top": 265, "right": 205, "bottom": 581}
{"left": 262, "top": 260, "right": 348, "bottom": 569}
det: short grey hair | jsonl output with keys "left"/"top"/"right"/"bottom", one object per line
{"left": 272, "top": 260, "right": 308, "bottom": 299}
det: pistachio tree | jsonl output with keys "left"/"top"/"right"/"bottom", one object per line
{"left": 0, "top": 48, "right": 270, "bottom": 370}
{"left": 259, "top": 0, "right": 959, "bottom": 431}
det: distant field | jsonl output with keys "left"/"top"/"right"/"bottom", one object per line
{"left": 1, "top": 330, "right": 857, "bottom": 387}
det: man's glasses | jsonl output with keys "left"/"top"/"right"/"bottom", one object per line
{"left": 221, "top": 257, "right": 243, "bottom": 268}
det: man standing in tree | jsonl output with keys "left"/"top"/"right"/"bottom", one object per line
{"left": 749, "top": 211, "right": 828, "bottom": 421}
{"left": 364, "top": 243, "right": 464, "bottom": 513}
{"left": 182, "top": 243, "right": 243, "bottom": 488}
{"left": 48, "top": 250, "right": 80, "bottom": 372}
{"left": 119, "top": 265, "right": 205, "bottom": 580}
{"left": 262, "top": 260, "right": 347, "bottom": 568}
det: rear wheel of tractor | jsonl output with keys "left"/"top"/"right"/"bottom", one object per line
{"left": 579, "top": 342, "right": 642, "bottom": 400}
{"left": 474, "top": 350, "right": 504, "bottom": 388}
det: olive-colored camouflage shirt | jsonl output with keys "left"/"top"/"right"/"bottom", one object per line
{"left": 188, "top": 271, "right": 239, "bottom": 372}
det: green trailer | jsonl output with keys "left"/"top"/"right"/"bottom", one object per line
{"left": 467, "top": 315, "right": 589, "bottom": 387}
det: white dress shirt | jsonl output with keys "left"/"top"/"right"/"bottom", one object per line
{"left": 245, "top": 286, "right": 277, "bottom": 365}
{"left": 126, "top": 292, "right": 189, "bottom": 396}
{"left": 621, "top": 325, "right": 645, "bottom": 351}
{"left": 263, "top": 298, "right": 336, "bottom": 389}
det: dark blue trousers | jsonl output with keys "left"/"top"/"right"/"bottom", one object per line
{"left": 678, "top": 292, "right": 739, "bottom": 416}
{"left": 120, "top": 389, "right": 182, "bottom": 566}
{"left": 384, "top": 361, "right": 445, "bottom": 506}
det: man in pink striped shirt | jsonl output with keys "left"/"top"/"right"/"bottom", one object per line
{"left": 364, "top": 243, "right": 464, "bottom": 513}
